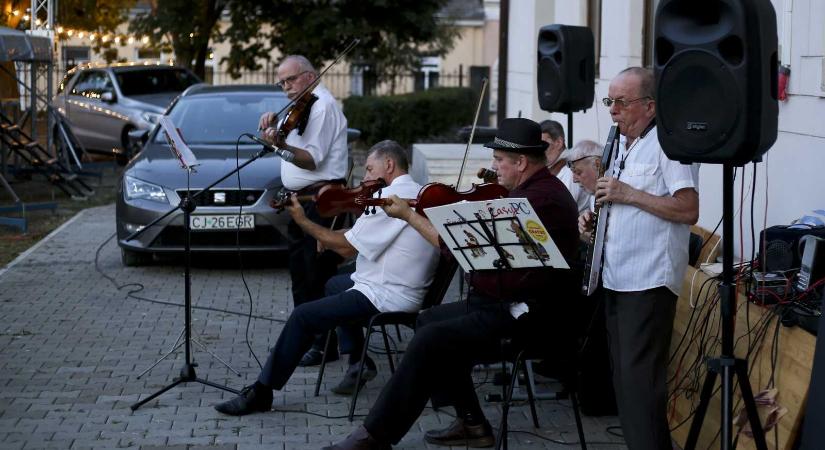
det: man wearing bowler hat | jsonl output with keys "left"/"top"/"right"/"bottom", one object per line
{"left": 326, "top": 118, "right": 580, "bottom": 450}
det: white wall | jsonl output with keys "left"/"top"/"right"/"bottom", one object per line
{"left": 508, "top": 0, "right": 825, "bottom": 258}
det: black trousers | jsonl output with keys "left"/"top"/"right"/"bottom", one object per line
{"left": 363, "top": 295, "right": 529, "bottom": 445}
{"left": 287, "top": 199, "right": 342, "bottom": 307}
{"left": 604, "top": 287, "right": 677, "bottom": 450}
{"left": 258, "top": 274, "right": 378, "bottom": 389}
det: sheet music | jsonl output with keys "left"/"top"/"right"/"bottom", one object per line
{"left": 424, "top": 198, "right": 569, "bottom": 272}
{"left": 159, "top": 116, "right": 198, "bottom": 170}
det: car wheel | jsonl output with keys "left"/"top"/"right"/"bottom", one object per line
{"left": 121, "top": 248, "right": 152, "bottom": 267}
{"left": 117, "top": 126, "right": 139, "bottom": 166}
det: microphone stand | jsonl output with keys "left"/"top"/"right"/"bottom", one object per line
{"left": 129, "top": 141, "right": 278, "bottom": 411}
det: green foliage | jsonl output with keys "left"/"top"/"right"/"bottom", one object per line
{"left": 57, "top": 0, "right": 136, "bottom": 53}
{"left": 129, "top": 0, "right": 228, "bottom": 79}
{"left": 223, "top": 0, "right": 458, "bottom": 82}
{"left": 343, "top": 87, "right": 476, "bottom": 147}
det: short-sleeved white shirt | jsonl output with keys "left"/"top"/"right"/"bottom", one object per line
{"left": 346, "top": 175, "right": 441, "bottom": 313}
{"left": 556, "top": 165, "right": 592, "bottom": 215}
{"left": 280, "top": 84, "right": 348, "bottom": 190}
{"left": 602, "top": 126, "right": 699, "bottom": 295}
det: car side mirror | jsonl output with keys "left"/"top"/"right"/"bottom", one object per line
{"left": 128, "top": 128, "right": 149, "bottom": 146}
{"left": 101, "top": 91, "right": 116, "bottom": 103}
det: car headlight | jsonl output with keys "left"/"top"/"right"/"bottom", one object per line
{"left": 140, "top": 111, "right": 161, "bottom": 124}
{"left": 124, "top": 175, "right": 168, "bottom": 203}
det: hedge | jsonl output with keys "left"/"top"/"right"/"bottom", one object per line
{"left": 343, "top": 87, "right": 476, "bottom": 148}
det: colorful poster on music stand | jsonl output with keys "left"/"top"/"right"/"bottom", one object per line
{"left": 159, "top": 116, "right": 198, "bottom": 170}
{"left": 424, "top": 198, "right": 569, "bottom": 272}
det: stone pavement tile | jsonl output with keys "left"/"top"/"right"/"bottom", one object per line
{"left": 0, "top": 205, "right": 627, "bottom": 450}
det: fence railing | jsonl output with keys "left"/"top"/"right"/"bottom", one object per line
{"left": 204, "top": 67, "right": 471, "bottom": 100}
{"left": 21, "top": 65, "right": 473, "bottom": 109}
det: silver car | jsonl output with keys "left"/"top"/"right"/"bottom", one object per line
{"left": 53, "top": 63, "right": 201, "bottom": 164}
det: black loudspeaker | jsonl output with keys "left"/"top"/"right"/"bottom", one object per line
{"left": 537, "top": 24, "right": 595, "bottom": 113}
{"left": 654, "top": 0, "right": 778, "bottom": 165}
{"left": 758, "top": 226, "right": 825, "bottom": 272}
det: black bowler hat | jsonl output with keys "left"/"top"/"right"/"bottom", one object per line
{"left": 484, "top": 118, "right": 549, "bottom": 154}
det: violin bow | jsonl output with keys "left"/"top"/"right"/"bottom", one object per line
{"left": 455, "top": 77, "right": 489, "bottom": 190}
{"left": 269, "top": 38, "right": 361, "bottom": 122}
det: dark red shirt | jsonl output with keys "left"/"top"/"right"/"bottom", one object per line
{"left": 444, "top": 168, "right": 579, "bottom": 302}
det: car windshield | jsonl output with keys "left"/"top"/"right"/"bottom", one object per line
{"left": 153, "top": 93, "right": 290, "bottom": 145}
{"left": 116, "top": 69, "right": 200, "bottom": 96}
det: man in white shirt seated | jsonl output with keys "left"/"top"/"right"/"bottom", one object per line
{"left": 541, "top": 120, "right": 591, "bottom": 214}
{"left": 214, "top": 140, "right": 441, "bottom": 416}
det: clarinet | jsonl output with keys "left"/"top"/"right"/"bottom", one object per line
{"left": 582, "top": 125, "right": 620, "bottom": 296}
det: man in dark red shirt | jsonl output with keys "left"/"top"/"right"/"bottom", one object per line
{"left": 325, "top": 118, "right": 579, "bottom": 450}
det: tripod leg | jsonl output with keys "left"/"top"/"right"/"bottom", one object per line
{"left": 194, "top": 377, "right": 241, "bottom": 395}
{"left": 136, "top": 338, "right": 186, "bottom": 379}
{"left": 734, "top": 360, "right": 768, "bottom": 450}
{"left": 190, "top": 338, "right": 241, "bottom": 376}
{"left": 685, "top": 366, "right": 719, "bottom": 450}
{"left": 130, "top": 378, "right": 185, "bottom": 411}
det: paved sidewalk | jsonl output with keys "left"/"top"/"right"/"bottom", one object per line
{"left": 0, "top": 204, "right": 626, "bottom": 449}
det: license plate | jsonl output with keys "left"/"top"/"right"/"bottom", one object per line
{"left": 190, "top": 214, "right": 254, "bottom": 231}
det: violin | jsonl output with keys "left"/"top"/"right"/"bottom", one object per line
{"left": 359, "top": 182, "right": 508, "bottom": 217}
{"left": 312, "top": 179, "right": 388, "bottom": 218}
{"left": 276, "top": 92, "right": 319, "bottom": 141}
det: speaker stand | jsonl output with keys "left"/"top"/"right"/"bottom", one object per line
{"left": 684, "top": 164, "right": 767, "bottom": 450}
{"left": 566, "top": 112, "right": 574, "bottom": 149}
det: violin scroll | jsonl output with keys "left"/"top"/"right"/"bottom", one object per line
{"left": 476, "top": 168, "right": 498, "bottom": 183}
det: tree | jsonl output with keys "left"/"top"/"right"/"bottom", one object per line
{"left": 222, "top": 0, "right": 458, "bottom": 90}
{"left": 129, "top": 0, "right": 228, "bottom": 79}
{"left": 57, "top": 0, "right": 137, "bottom": 57}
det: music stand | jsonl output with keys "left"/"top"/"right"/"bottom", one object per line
{"left": 127, "top": 120, "right": 279, "bottom": 410}
{"left": 426, "top": 197, "right": 568, "bottom": 273}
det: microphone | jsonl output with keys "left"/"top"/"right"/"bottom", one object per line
{"left": 247, "top": 134, "right": 295, "bottom": 163}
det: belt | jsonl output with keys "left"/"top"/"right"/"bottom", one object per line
{"left": 295, "top": 179, "right": 346, "bottom": 196}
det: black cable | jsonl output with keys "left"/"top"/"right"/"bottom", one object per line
{"left": 506, "top": 429, "right": 624, "bottom": 446}
{"left": 94, "top": 232, "right": 288, "bottom": 324}
{"left": 234, "top": 134, "right": 263, "bottom": 370}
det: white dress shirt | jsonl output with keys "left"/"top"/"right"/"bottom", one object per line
{"left": 346, "top": 175, "right": 441, "bottom": 313}
{"left": 556, "top": 164, "right": 592, "bottom": 215}
{"left": 280, "top": 84, "right": 348, "bottom": 190}
{"left": 602, "top": 126, "right": 699, "bottom": 295}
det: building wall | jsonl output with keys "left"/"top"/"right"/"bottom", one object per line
{"left": 508, "top": 0, "right": 825, "bottom": 258}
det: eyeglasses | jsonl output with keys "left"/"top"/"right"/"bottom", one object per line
{"left": 276, "top": 71, "right": 310, "bottom": 88}
{"left": 602, "top": 96, "right": 652, "bottom": 108}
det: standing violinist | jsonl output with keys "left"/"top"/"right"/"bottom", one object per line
{"left": 259, "top": 55, "right": 349, "bottom": 366}
{"left": 214, "top": 140, "right": 440, "bottom": 416}
{"left": 326, "top": 118, "right": 580, "bottom": 450}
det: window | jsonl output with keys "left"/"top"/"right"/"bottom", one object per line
{"left": 414, "top": 56, "right": 441, "bottom": 91}
{"left": 350, "top": 63, "right": 377, "bottom": 96}
{"left": 61, "top": 46, "right": 90, "bottom": 71}
{"left": 643, "top": 0, "right": 662, "bottom": 68}
{"left": 588, "top": 0, "right": 602, "bottom": 77}
{"left": 136, "top": 47, "right": 161, "bottom": 60}
{"left": 69, "top": 71, "right": 113, "bottom": 97}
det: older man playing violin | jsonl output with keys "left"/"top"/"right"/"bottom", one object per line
{"left": 214, "top": 140, "right": 439, "bottom": 416}
{"left": 258, "top": 54, "right": 350, "bottom": 367}
{"left": 327, "top": 118, "right": 581, "bottom": 450}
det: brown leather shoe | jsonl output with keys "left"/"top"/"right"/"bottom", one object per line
{"left": 322, "top": 425, "right": 391, "bottom": 450}
{"left": 424, "top": 418, "right": 495, "bottom": 447}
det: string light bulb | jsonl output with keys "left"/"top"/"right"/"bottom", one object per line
{"left": 141, "top": 36, "right": 149, "bottom": 44}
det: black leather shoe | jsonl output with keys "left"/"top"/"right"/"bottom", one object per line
{"left": 322, "top": 425, "right": 391, "bottom": 450}
{"left": 424, "top": 418, "right": 495, "bottom": 448}
{"left": 214, "top": 385, "right": 272, "bottom": 416}
{"left": 330, "top": 361, "right": 378, "bottom": 395}
{"left": 298, "top": 347, "right": 339, "bottom": 367}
